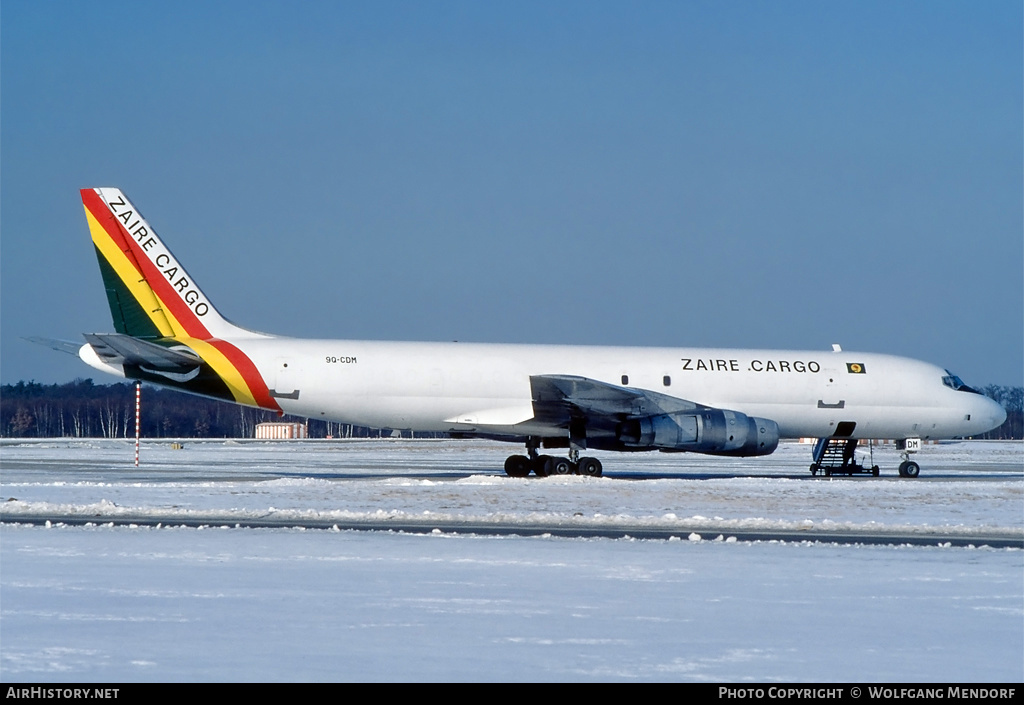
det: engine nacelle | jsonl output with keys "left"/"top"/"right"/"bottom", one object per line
{"left": 618, "top": 408, "right": 779, "bottom": 456}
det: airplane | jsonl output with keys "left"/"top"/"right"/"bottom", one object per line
{"left": 34, "top": 187, "right": 1007, "bottom": 478}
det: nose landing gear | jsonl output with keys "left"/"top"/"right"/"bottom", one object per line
{"left": 896, "top": 438, "right": 922, "bottom": 478}
{"left": 897, "top": 460, "right": 921, "bottom": 478}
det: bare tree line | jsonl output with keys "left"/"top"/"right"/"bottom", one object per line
{"left": 1, "top": 378, "right": 1020, "bottom": 439}
{"left": 0, "top": 379, "right": 411, "bottom": 439}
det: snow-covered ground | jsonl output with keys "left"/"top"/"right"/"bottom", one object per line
{"left": 1, "top": 439, "right": 1021, "bottom": 681}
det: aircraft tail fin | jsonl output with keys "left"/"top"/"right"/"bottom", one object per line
{"left": 80, "top": 188, "right": 281, "bottom": 412}
{"left": 81, "top": 188, "right": 245, "bottom": 342}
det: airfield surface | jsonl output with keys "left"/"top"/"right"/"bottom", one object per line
{"left": 1, "top": 438, "right": 1021, "bottom": 681}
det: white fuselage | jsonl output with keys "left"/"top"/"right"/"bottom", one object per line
{"left": 236, "top": 338, "right": 1005, "bottom": 441}
{"left": 71, "top": 187, "right": 1008, "bottom": 467}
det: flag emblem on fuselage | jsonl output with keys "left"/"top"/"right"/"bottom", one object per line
{"left": 846, "top": 362, "right": 866, "bottom": 374}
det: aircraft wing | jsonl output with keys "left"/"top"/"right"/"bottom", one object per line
{"left": 445, "top": 375, "right": 703, "bottom": 437}
{"left": 529, "top": 374, "right": 779, "bottom": 456}
{"left": 530, "top": 374, "right": 702, "bottom": 423}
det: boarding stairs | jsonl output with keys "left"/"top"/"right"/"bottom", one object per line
{"left": 810, "top": 438, "right": 879, "bottom": 476}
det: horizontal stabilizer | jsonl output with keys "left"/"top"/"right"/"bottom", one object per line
{"left": 23, "top": 337, "right": 84, "bottom": 357}
{"left": 83, "top": 333, "right": 202, "bottom": 371}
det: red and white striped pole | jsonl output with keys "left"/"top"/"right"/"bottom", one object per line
{"left": 135, "top": 382, "right": 141, "bottom": 467}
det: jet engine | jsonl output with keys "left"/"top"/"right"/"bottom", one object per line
{"left": 618, "top": 408, "right": 779, "bottom": 456}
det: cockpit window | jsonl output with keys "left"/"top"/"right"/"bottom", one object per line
{"left": 942, "top": 370, "right": 981, "bottom": 394}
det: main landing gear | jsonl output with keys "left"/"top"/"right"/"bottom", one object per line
{"left": 504, "top": 438, "right": 603, "bottom": 478}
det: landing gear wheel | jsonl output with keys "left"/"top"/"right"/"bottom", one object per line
{"left": 871, "top": 466, "right": 880, "bottom": 477}
{"left": 898, "top": 460, "right": 920, "bottom": 478}
{"left": 578, "top": 457, "right": 603, "bottom": 477}
{"left": 504, "top": 455, "right": 531, "bottom": 477}
{"left": 534, "top": 455, "right": 553, "bottom": 477}
{"left": 551, "top": 458, "right": 574, "bottom": 475}
{"left": 810, "top": 465, "right": 818, "bottom": 476}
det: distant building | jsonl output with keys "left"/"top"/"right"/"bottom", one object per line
{"left": 255, "top": 422, "right": 308, "bottom": 439}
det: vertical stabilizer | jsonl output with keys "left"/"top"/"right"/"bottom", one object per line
{"left": 81, "top": 188, "right": 280, "bottom": 412}
{"left": 81, "top": 187, "right": 247, "bottom": 341}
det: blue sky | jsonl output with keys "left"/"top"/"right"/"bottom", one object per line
{"left": 2, "top": 1, "right": 1021, "bottom": 385}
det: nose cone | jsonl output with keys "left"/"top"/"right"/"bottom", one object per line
{"left": 975, "top": 395, "right": 1007, "bottom": 434}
